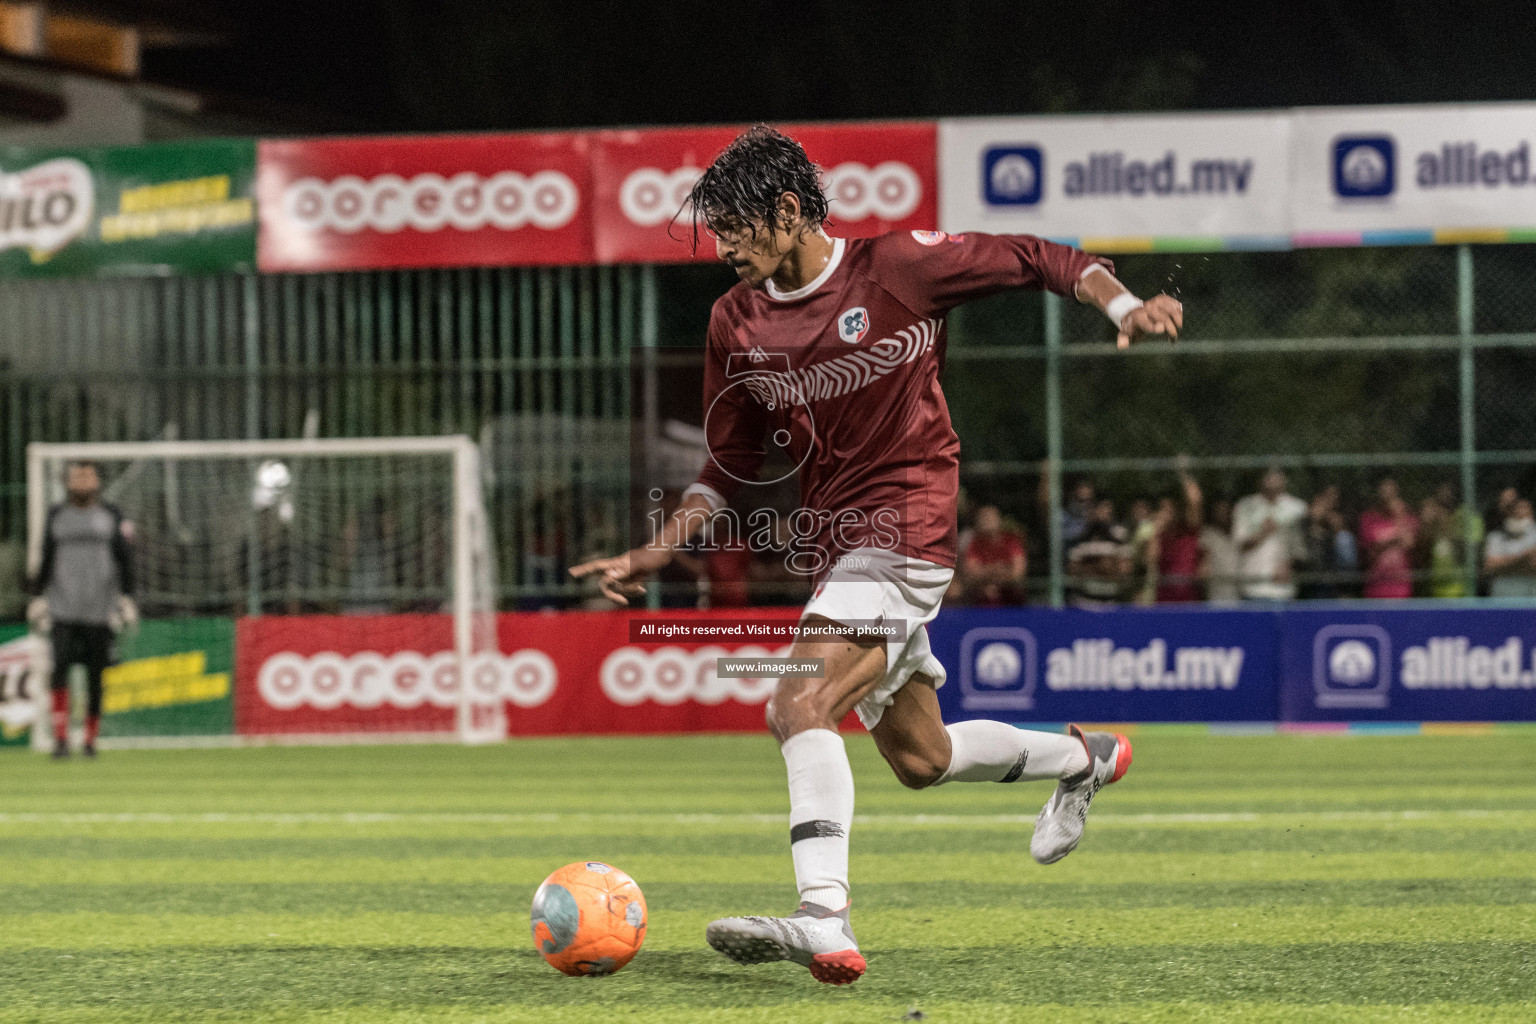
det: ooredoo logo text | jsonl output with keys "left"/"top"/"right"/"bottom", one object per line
{"left": 280, "top": 171, "right": 581, "bottom": 234}
{"left": 257, "top": 649, "right": 558, "bottom": 710}
{"left": 617, "top": 161, "right": 921, "bottom": 227}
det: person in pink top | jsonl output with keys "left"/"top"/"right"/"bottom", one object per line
{"left": 1358, "top": 477, "right": 1419, "bottom": 599}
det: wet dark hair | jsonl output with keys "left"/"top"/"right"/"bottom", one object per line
{"left": 683, "top": 126, "right": 829, "bottom": 252}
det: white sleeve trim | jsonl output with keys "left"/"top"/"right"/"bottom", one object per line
{"left": 681, "top": 482, "right": 727, "bottom": 512}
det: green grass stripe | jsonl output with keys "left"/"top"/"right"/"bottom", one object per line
{"left": 5, "top": 1002, "right": 1535, "bottom": 1024}
{"left": 2, "top": 734, "right": 1532, "bottom": 814}
{"left": 3, "top": 904, "right": 1532, "bottom": 951}
{"left": 3, "top": 810, "right": 1536, "bottom": 841}
{"left": 1, "top": 942, "right": 1531, "bottom": 1010}
{"left": 7, "top": 877, "right": 1536, "bottom": 915}
{"left": 4, "top": 849, "right": 1533, "bottom": 886}
{"left": 2, "top": 823, "right": 1532, "bottom": 860}
{"left": 7, "top": 1004, "right": 1536, "bottom": 1024}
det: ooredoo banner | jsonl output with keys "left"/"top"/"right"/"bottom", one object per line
{"left": 938, "top": 113, "right": 1292, "bottom": 250}
{"left": 927, "top": 607, "right": 1280, "bottom": 723}
{"left": 590, "top": 122, "right": 937, "bottom": 264}
{"left": 1290, "top": 103, "right": 1536, "bottom": 244}
{"left": 1279, "top": 608, "right": 1536, "bottom": 721}
{"left": 256, "top": 133, "right": 593, "bottom": 271}
{"left": 235, "top": 609, "right": 807, "bottom": 736}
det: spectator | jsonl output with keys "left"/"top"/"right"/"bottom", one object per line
{"left": 958, "top": 505, "right": 1027, "bottom": 606}
{"left": 1483, "top": 497, "right": 1536, "bottom": 598}
{"left": 1232, "top": 468, "right": 1307, "bottom": 601}
{"left": 1153, "top": 472, "right": 1204, "bottom": 603}
{"left": 1419, "top": 482, "right": 1482, "bottom": 599}
{"left": 1200, "top": 498, "right": 1241, "bottom": 604}
{"left": 1129, "top": 498, "right": 1159, "bottom": 604}
{"left": 1038, "top": 468, "right": 1096, "bottom": 548}
{"left": 1301, "top": 484, "right": 1358, "bottom": 599}
{"left": 1066, "top": 500, "right": 1133, "bottom": 607}
{"left": 1359, "top": 477, "right": 1419, "bottom": 599}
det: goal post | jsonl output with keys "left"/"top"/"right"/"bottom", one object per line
{"left": 25, "top": 436, "right": 505, "bottom": 748}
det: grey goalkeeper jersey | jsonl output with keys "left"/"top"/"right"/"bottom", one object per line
{"left": 34, "top": 502, "right": 136, "bottom": 625}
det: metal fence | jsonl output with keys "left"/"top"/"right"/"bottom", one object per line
{"left": 4, "top": 244, "right": 1535, "bottom": 614}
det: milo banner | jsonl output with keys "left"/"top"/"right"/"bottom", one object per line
{"left": 0, "top": 625, "right": 42, "bottom": 747}
{"left": 100, "top": 617, "right": 235, "bottom": 738}
{"left": 0, "top": 138, "right": 255, "bottom": 276}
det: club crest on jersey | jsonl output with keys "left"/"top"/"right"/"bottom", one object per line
{"left": 911, "top": 229, "right": 949, "bottom": 246}
{"left": 837, "top": 307, "right": 870, "bottom": 344}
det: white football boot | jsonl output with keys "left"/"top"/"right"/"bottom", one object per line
{"left": 1030, "top": 724, "right": 1133, "bottom": 865}
{"left": 705, "top": 900, "right": 866, "bottom": 985}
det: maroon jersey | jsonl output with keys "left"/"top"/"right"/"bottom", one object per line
{"left": 692, "top": 230, "right": 1109, "bottom": 574}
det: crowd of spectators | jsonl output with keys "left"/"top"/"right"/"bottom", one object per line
{"left": 941, "top": 467, "right": 1536, "bottom": 607}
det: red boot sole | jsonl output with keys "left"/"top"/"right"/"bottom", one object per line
{"left": 808, "top": 949, "right": 867, "bottom": 985}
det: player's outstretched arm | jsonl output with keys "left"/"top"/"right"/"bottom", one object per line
{"left": 1076, "top": 264, "right": 1183, "bottom": 349}
{"left": 568, "top": 490, "right": 718, "bottom": 606}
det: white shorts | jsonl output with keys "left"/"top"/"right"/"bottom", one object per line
{"left": 799, "top": 547, "right": 953, "bottom": 729}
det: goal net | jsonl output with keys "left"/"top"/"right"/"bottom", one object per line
{"left": 25, "top": 437, "right": 504, "bottom": 747}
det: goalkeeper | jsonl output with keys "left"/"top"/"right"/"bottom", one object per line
{"left": 27, "top": 461, "right": 137, "bottom": 758}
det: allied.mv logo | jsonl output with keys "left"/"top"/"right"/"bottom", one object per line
{"left": 959, "top": 627, "right": 1037, "bottom": 710}
{"left": 1312, "top": 624, "right": 1392, "bottom": 709}
{"left": 982, "top": 146, "right": 1044, "bottom": 206}
{"left": 1333, "top": 136, "right": 1395, "bottom": 198}
{"left": 837, "top": 307, "right": 870, "bottom": 344}
{"left": 974, "top": 642, "right": 1023, "bottom": 688}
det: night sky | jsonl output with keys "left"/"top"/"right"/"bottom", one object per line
{"left": 117, "top": 0, "right": 1536, "bottom": 132}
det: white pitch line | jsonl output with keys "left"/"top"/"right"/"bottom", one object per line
{"left": 0, "top": 809, "right": 1526, "bottom": 826}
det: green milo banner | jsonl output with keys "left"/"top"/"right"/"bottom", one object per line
{"left": 0, "top": 623, "right": 36, "bottom": 747}
{"left": 103, "top": 617, "right": 235, "bottom": 738}
{"left": 0, "top": 138, "right": 254, "bottom": 276}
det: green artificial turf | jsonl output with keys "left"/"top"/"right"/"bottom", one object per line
{"left": 1, "top": 732, "right": 1533, "bottom": 1022}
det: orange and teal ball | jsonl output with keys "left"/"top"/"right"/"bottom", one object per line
{"left": 530, "top": 861, "right": 647, "bottom": 976}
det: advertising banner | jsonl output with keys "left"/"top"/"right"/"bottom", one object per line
{"left": 1280, "top": 608, "right": 1536, "bottom": 722}
{"left": 1290, "top": 103, "right": 1536, "bottom": 244}
{"left": 235, "top": 609, "right": 824, "bottom": 737}
{"left": 928, "top": 607, "right": 1280, "bottom": 723}
{"left": 938, "top": 113, "right": 1292, "bottom": 251}
{"left": 590, "top": 122, "right": 937, "bottom": 264}
{"left": 0, "top": 626, "right": 42, "bottom": 747}
{"left": 0, "top": 138, "right": 255, "bottom": 276}
{"left": 256, "top": 133, "right": 593, "bottom": 271}
{"left": 102, "top": 617, "right": 234, "bottom": 738}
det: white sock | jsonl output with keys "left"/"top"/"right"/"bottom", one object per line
{"left": 781, "top": 728, "right": 853, "bottom": 910}
{"left": 936, "top": 721, "right": 1088, "bottom": 784}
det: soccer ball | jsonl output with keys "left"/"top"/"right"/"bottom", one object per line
{"left": 530, "top": 861, "right": 648, "bottom": 976}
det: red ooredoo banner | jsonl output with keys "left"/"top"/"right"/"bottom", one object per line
{"left": 256, "top": 134, "right": 593, "bottom": 271}
{"left": 589, "top": 122, "right": 938, "bottom": 264}
{"left": 235, "top": 608, "right": 858, "bottom": 737}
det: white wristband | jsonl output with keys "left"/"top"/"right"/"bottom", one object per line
{"left": 1104, "top": 292, "right": 1144, "bottom": 330}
